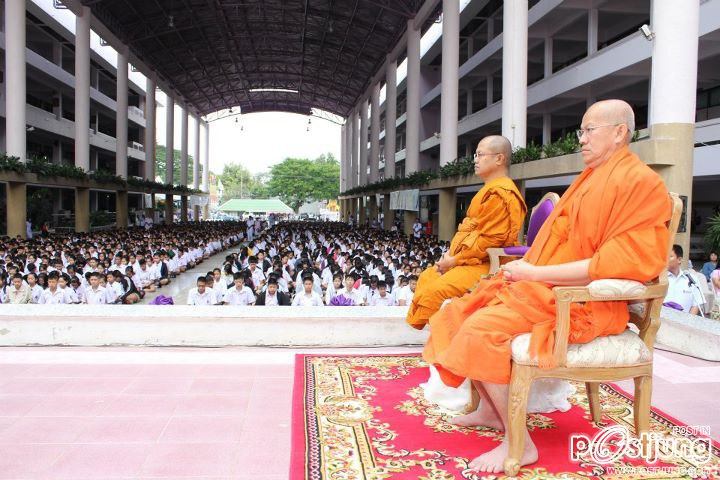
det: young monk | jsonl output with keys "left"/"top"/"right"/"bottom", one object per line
{"left": 406, "top": 135, "right": 527, "bottom": 329}
{"left": 426, "top": 100, "right": 672, "bottom": 473}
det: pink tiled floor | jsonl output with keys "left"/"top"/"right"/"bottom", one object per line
{"left": 0, "top": 346, "right": 717, "bottom": 479}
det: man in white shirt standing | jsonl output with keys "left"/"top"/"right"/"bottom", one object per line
{"left": 223, "top": 273, "right": 256, "bottom": 305}
{"left": 187, "top": 276, "right": 216, "bottom": 305}
{"left": 291, "top": 276, "right": 324, "bottom": 306}
{"left": 413, "top": 218, "right": 423, "bottom": 239}
{"left": 665, "top": 244, "right": 701, "bottom": 315}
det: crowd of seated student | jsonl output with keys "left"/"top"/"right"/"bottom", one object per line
{"left": 186, "top": 221, "right": 445, "bottom": 306}
{"left": 0, "top": 222, "right": 246, "bottom": 304}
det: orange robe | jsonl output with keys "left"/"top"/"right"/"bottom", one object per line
{"left": 424, "top": 146, "right": 672, "bottom": 386}
{"left": 406, "top": 177, "right": 527, "bottom": 329}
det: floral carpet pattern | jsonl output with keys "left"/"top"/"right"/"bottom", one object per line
{"left": 290, "top": 354, "right": 720, "bottom": 480}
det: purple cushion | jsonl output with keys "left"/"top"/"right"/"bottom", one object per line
{"left": 503, "top": 245, "right": 530, "bottom": 256}
{"left": 526, "top": 199, "right": 555, "bottom": 246}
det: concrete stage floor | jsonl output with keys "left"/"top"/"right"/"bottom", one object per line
{"left": 0, "top": 346, "right": 718, "bottom": 479}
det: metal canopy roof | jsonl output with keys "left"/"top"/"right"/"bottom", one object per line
{"left": 84, "top": 0, "right": 427, "bottom": 118}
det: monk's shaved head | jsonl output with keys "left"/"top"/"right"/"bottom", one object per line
{"left": 481, "top": 135, "right": 513, "bottom": 165}
{"left": 585, "top": 99, "right": 635, "bottom": 144}
{"left": 474, "top": 135, "right": 511, "bottom": 181}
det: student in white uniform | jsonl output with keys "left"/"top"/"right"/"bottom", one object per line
{"left": 395, "top": 275, "right": 418, "bottom": 306}
{"left": 187, "top": 276, "right": 216, "bottom": 305}
{"left": 291, "top": 276, "right": 324, "bottom": 306}
{"left": 39, "top": 272, "right": 72, "bottom": 304}
{"left": 335, "top": 273, "right": 366, "bottom": 306}
{"left": 223, "top": 273, "right": 256, "bottom": 306}
{"left": 369, "top": 281, "right": 396, "bottom": 306}
{"left": 85, "top": 272, "right": 114, "bottom": 305}
{"left": 664, "top": 244, "right": 702, "bottom": 315}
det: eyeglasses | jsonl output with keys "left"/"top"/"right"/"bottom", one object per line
{"left": 575, "top": 123, "right": 623, "bottom": 139}
{"left": 473, "top": 152, "right": 499, "bottom": 159}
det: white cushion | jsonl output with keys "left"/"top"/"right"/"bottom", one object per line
{"left": 511, "top": 329, "right": 652, "bottom": 367}
{"left": 587, "top": 279, "right": 647, "bottom": 298}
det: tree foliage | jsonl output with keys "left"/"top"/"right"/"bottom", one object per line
{"left": 219, "top": 163, "right": 268, "bottom": 201}
{"left": 266, "top": 153, "right": 340, "bottom": 212}
{"left": 155, "top": 145, "right": 196, "bottom": 185}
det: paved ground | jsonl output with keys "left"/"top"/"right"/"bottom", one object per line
{"left": 0, "top": 346, "right": 717, "bottom": 479}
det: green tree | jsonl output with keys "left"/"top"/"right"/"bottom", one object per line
{"left": 266, "top": 153, "right": 340, "bottom": 212}
{"left": 218, "top": 163, "right": 267, "bottom": 201}
{"left": 155, "top": 145, "right": 196, "bottom": 185}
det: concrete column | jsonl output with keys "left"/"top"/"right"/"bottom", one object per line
{"left": 180, "top": 107, "right": 189, "bottom": 186}
{"left": 440, "top": 0, "right": 460, "bottom": 167}
{"left": 145, "top": 194, "right": 155, "bottom": 220}
{"left": 588, "top": 8, "right": 599, "bottom": 56}
{"left": 5, "top": 0, "right": 26, "bottom": 163}
{"left": 368, "top": 195, "right": 378, "bottom": 225}
{"left": 502, "top": 0, "right": 528, "bottom": 148}
{"left": 340, "top": 124, "right": 347, "bottom": 192}
{"left": 359, "top": 99, "right": 369, "bottom": 186}
{"left": 370, "top": 83, "right": 380, "bottom": 183}
{"left": 384, "top": 57, "right": 397, "bottom": 179}
{"left": 544, "top": 37, "right": 553, "bottom": 78}
{"left": 383, "top": 194, "right": 392, "bottom": 230}
{"left": 145, "top": 77, "right": 157, "bottom": 181}
{"left": 193, "top": 115, "right": 200, "bottom": 190}
{"left": 165, "top": 95, "right": 175, "bottom": 185}
{"left": 486, "top": 75, "right": 494, "bottom": 106}
{"left": 403, "top": 211, "right": 415, "bottom": 237}
{"left": 116, "top": 47, "right": 129, "bottom": 179}
{"left": 542, "top": 113, "right": 552, "bottom": 145}
{"left": 74, "top": 6, "right": 91, "bottom": 171}
{"left": 116, "top": 191, "right": 128, "bottom": 228}
{"left": 487, "top": 15, "right": 495, "bottom": 42}
{"left": 193, "top": 205, "right": 200, "bottom": 222}
{"left": 6, "top": 182, "right": 26, "bottom": 238}
{"left": 466, "top": 89, "right": 474, "bottom": 117}
{"left": 405, "top": 19, "right": 421, "bottom": 174}
{"left": 180, "top": 195, "right": 188, "bottom": 222}
{"left": 350, "top": 110, "right": 359, "bottom": 188}
{"left": 165, "top": 194, "right": 174, "bottom": 225}
{"left": 75, "top": 188, "right": 90, "bottom": 233}
{"left": 649, "top": 0, "right": 700, "bottom": 260}
{"left": 358, "top": 197, "right": 367, "bottom": 225}
{"left": 203, "top": 122, "right": 210, "bottom": 192}
{"left": 438, "top": 187, "right": 457, "bottom": 242}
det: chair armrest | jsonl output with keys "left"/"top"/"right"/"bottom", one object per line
{"left": 486, "top": 248, "right": 521, "bottom": 275}
{"left": 550, "top": 279, "right": 669, "bottom": 367}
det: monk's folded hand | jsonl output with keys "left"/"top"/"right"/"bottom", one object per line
{"left": 501, "top": 259, "right": 537, "bottom": 282}
{"left": 436, "top": 254, "right": 457, "bottom": 274}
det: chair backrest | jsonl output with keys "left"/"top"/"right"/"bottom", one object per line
{"left": 526, "top": 192, "right": 560, "bottom": 246}
{"left": 633, "top": 192, "right": 683, "bottom": 346}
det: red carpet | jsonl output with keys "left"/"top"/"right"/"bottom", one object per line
{"left": 291, "top": 354, "right": 720, "bottom": 479}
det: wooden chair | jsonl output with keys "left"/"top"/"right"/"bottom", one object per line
{"left": 503, "top": 193, "right": 683, "bottom": 476}
{"left": 486, "top": 192, "right": 561, "bottom": 274}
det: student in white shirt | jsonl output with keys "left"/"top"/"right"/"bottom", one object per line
{"left": 335, "top": 273, "right": 366, "bottom": 306}
{"left": 324, "top": 274, "right": 343, "bottom": 305}
{"left": 292, "top": 276, "right": 324, "bottom": 306}
{"left": 85, "top": 272, "right": 114, "bottom": 304}
{"left": 664, "top": 245, "right": 701, "bottom": 315}
{"left": 39, "top": 272, "right": 72, "bottom": 304}
{"left": 223, "top": 273, "right": 256, "bottom": 305}
{"left": 395, "top": 275, "right": 418, "bottom": 306}
{"left": 204, "top": 276, "right": 225, "bottom": 304}
{"left": 369, "top": 281, "right": 396, "bottom": 306}
{"left": 187, "top": 276, "right": 216, "bottom": 305}
{"left": 25, "top": 273, "right": 44, "bottom": 304}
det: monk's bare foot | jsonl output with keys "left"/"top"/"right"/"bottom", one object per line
{"left": 468, "top": 435, "right": 538, "bottom": 474}
{"left": 450, "top": 404, "right": 504, "bottom": 431}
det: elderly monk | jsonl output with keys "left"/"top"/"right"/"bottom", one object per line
{"left": 425, "top": 99, "right": 672, "bottom": 473}
{"left": 406, "top": 135, "right": 526, "bottom": 330}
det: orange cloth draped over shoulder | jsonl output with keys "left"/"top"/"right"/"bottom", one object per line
{"left": 406, "top": 176, "right": 526, "bottom": 329}
{"left": 424, "top": 146, "right": 672, "bottom": 387}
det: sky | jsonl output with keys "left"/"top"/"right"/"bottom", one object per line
{"left": 36, "top": 0, "right": 470, "bottom": 177}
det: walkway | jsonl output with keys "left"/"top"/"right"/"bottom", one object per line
{"left": 0, "top": 346, "right": 717, "bottom": 479}
{"left": 139, "top": 245, "right": 245, "bottom": 305}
